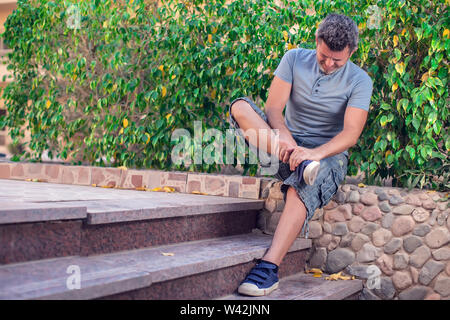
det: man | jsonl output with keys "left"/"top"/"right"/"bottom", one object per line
{"left": 228, "top": 13, "right": 373, "bottom": 297}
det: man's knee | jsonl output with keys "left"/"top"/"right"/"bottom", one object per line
{"left": 230, "top": 99, "right": 252, "bottom": 120}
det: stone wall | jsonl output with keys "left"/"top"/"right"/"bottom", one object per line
{"left": 259, "top": 180, "right": 450, "bottom": 300}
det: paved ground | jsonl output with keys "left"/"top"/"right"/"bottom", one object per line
{"left": 0, "top": 179, "right": 264, "bottom": 224}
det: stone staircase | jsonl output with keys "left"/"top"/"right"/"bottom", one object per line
{"left": 0, "top": 179, "right": 362, "bottom": 300}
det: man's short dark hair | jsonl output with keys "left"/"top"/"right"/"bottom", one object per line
{"left": 316, "top": 13, "right": 359, "bottom": 53}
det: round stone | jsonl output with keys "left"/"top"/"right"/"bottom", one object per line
{"left": 347, "top": 190, "right": 360, "bottom": 203}
{"left": 381, "top": 212, "right": 395, "bottom": 229}
{"left": 403, "top": 235, "right": 423, "bottom": 253}
{"left": 308, "top": 221, "right": 323, "bottom": 239}
{"left": 348, "top": 216, "right": 365, "bottom": 232}
{"left": 309, "top": 247, "right": 327, "bottom": 268}
{"left": 412, "top": 208, "right": 430, "bottom": 223}
{"left": 432, "top": 247, "right": 450, "bottom": 261}
{"left": 425, "top": 227, "right": 450, "bottom": 249}
{"left": 412, "top": 224, "right": 431, "bottom": 237}
{"left": 356, "top": 243, "right": 381, "bottom": 263}
{"left": 409, "top": 246, "right": 431, "bottom": 268}
{"left": 419, "top": 260, "right": 445, "bottom": 285}
{"left": 392, "top": 271, "right": 413, "bottom": 290}
{"left": 393, "top": 252, "right": 409, "bottom": 270}
{"left": 389, "top": 195, "right": 405, "bottom": 205}
{"left": 351, "top": 233, "right": 370, "bottom": 251}
{"left": 398, "top": 286, "right": 429, "bottom": 300}
{"left": 361, "top": 192, "right": 378, "bottom": 206}
{"left": 379, "top": 201, "right": 391, "bottom": 213}
{"left": 422, "top": 199, "right": 437, "bottom": 210}
{"left": 325, "top": 248, "right": 355, "bottom": 274}
{"left": 392, "top": 216, "right": 415, "bottom": 237}
{"left": 434, "top": 274, "right": 450, "bottom": 297}
{"left": 384, "top": 238, "right": 403, "bottom": 254}
{"left": 353, "top": 203, "right": 365, "bottom": 215}
{"left": 393, "top": 204, "right": 415, "bottom": 215}
{"left": 372, "top": 228, "right": 392, "bottom": 247}
{"left": 377, "top": 191, "right": 389, "bottom": 201}
{"left": 361, "top": 222, "right": 380, "bottom": 235}
{"left": 332, "top": 222, "right": 348, "bottom": 236}
{"left": 361, "top": 206, "right": 383, "bottom": 222}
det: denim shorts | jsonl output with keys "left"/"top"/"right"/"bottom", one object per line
{"left": 228, "top": 97, "right": 348, "bottom": 238}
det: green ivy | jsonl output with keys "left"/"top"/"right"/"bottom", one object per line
{"left": 0, "top": 0, "right": 448, "bottom": 191}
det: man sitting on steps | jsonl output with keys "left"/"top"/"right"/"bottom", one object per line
{"left": 228, "top": 13, "right": 374, "bottom": 297}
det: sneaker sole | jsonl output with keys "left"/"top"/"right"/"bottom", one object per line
{"left": 303, "top": 161, "right": 320, "bottom": 185}
{"left": 237, "top": 281, "right": 279, "bottom": 297}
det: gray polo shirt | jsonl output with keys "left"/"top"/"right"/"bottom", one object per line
{"left": 273, "top": 48, "right": 373, "bottom": 158}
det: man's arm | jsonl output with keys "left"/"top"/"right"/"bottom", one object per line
{"left": 314, "top": 106, "right": 368, "bottom": 160}
{"left": 265, "top": 76, "right": 297, "bottom": 162}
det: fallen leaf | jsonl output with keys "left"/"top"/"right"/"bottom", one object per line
{"left": 117, "top": 166, "right": 127, "bottom": 170}
{"left": 313, "top": 273, "right": 322, "bottom": 278}
{"left": 358, "top": 183, "right": 366, "bottom": 188}
{"left": 151, "top": 187, "right": 162, "bottom": 192}
{"left": 191, "top": 190, "right": 208, "bottom": 195}
{"left": 306, "top": 268, "right": 323, "bottom": 274}
{"left": 161, "top": 252, "right": 174, "bottom": 256}
{"left": 135, "top": 187, "right": 146, "bottom": 191}
{"left": 163, "top": 186, "right": 175, "bottom": 192}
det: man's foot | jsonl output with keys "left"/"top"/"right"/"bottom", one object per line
{"left": 297, "top": 160, "right": 321, "bottom": 185}
{"left": 237, "top": 260, "right": 279, "bottom": 297}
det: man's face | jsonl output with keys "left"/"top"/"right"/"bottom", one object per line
{"left": 315, "top": 37, "right": 355, "bottom": 74}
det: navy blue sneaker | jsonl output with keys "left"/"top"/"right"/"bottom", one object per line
{"left": 237, "top": 260, "right": 279, "bottom": 296}
{"left": 296, "top": 160, "right": 320, "bottom": 185}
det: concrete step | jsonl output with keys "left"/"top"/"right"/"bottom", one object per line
{"left": 219, "top": 272, "right": 363, "bottom": 300}
{"left": 0, "top": 233, "right": 311, "bottom": 300}
{"left": 0, "top": 180, "right": 264, "bottom": 264}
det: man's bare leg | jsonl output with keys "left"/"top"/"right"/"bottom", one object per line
{"left": 230, "top": 99, "right": 279, "bottom": 157}
{"left": 262, "top": 186, "right": 307, "bottom": 266}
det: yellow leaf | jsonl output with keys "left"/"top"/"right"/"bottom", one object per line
{"left": 287, "top": 43, "right": 296, "bottom": 50}
{"left": 443, "top": 29, "right": 450, "bottom": 38}
{"left": 376, "top": 136, "right": 381, "bottom": 142}
{"left": 226, "top": 67, "right": 234, "bottom": 76}
{"left": 151, "top": 187, "right": 163, "bottom": 192}
{"left": 91, "top": 184, "right": 97, "bottom": 187}
{"left": 401, "top": 28, "right": 407, "bottom": 36}
{"left": 283, "top": 30, "right": 288, "bottom": 42}
{"left": 313, "top": 273, "right": 322, "bottom": 278}
{"left": 72, "top": 74, "right": 77, "bottom": 81}
{"left": 158, "top": 65, "right": 164, "bottom": 72}
{"left": 161, "top": 252, "right": 174, "bottom": 256}
{"left": 395, "top": 62, "right": 405, "bottom": 75}
{"left": 145, "top": 132, "right": 150, "bottom": 144}
{"left": 421, "top": 72, "right": 429, "bottom": 83}
{"left": 101, "top": 185, "right": 114, "bottom": 188}
{"left": 123, "top": 118, "right": 129, "bottom": 128}
{"left": 191, "top": 190, "right": 208, "bottom": 195}
{"left": 210, "top": 88, "right": 216, "bottom": 99}
{"left": 162, "top": 86, "right": 167, "bottom": 97}
{"left": 208, "top": 34, "right": 212, "bottom": 44}
{"left": 226, "top": 111, "right": 229, "bottom": 118}
{"left": 171, "top": 74, "right": 176, "bottom": 80}
{"left": 163, "top": 186, "right": 175, "bottom": 192}
{"left": 46, "top": 100, "right": 51, "bottom": 109}
{"left": 119, "top": 128, "right": 124, "bottom": 134}
{"left": 135, "top": 187, "right": 146, "bottom": 191}
{"left": 117, "top": 166, "right": 127, "bottom": 170}
{"left": 306, "top": 268, "right": 323, "bottom": 274}
{"left": 392, "top": 83, "right": 398, "bottom": 92}
{"left": 165, "top": 113, "right": 172, "bottom": 121}
{"left": 393, "top": 35, "right": 399, "bottom": 47}
{"left": 358, "top": 183, "right": 366, "bottom": 188}
{"left": 212, "top": 27, "right": 218, "bottom": 34}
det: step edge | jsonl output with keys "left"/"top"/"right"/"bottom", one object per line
{"left": 0, "top": 235, "right": 311, "bottom": 300}
{"left": 86, "top": 201, "right": 265, "bottom": 225}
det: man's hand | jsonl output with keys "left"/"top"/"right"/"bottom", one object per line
{"left": 278, "top": 135, "right": 297, "bottom": 163}
{"left": 289, "top": 146, "right": 323, "bottom": 171}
